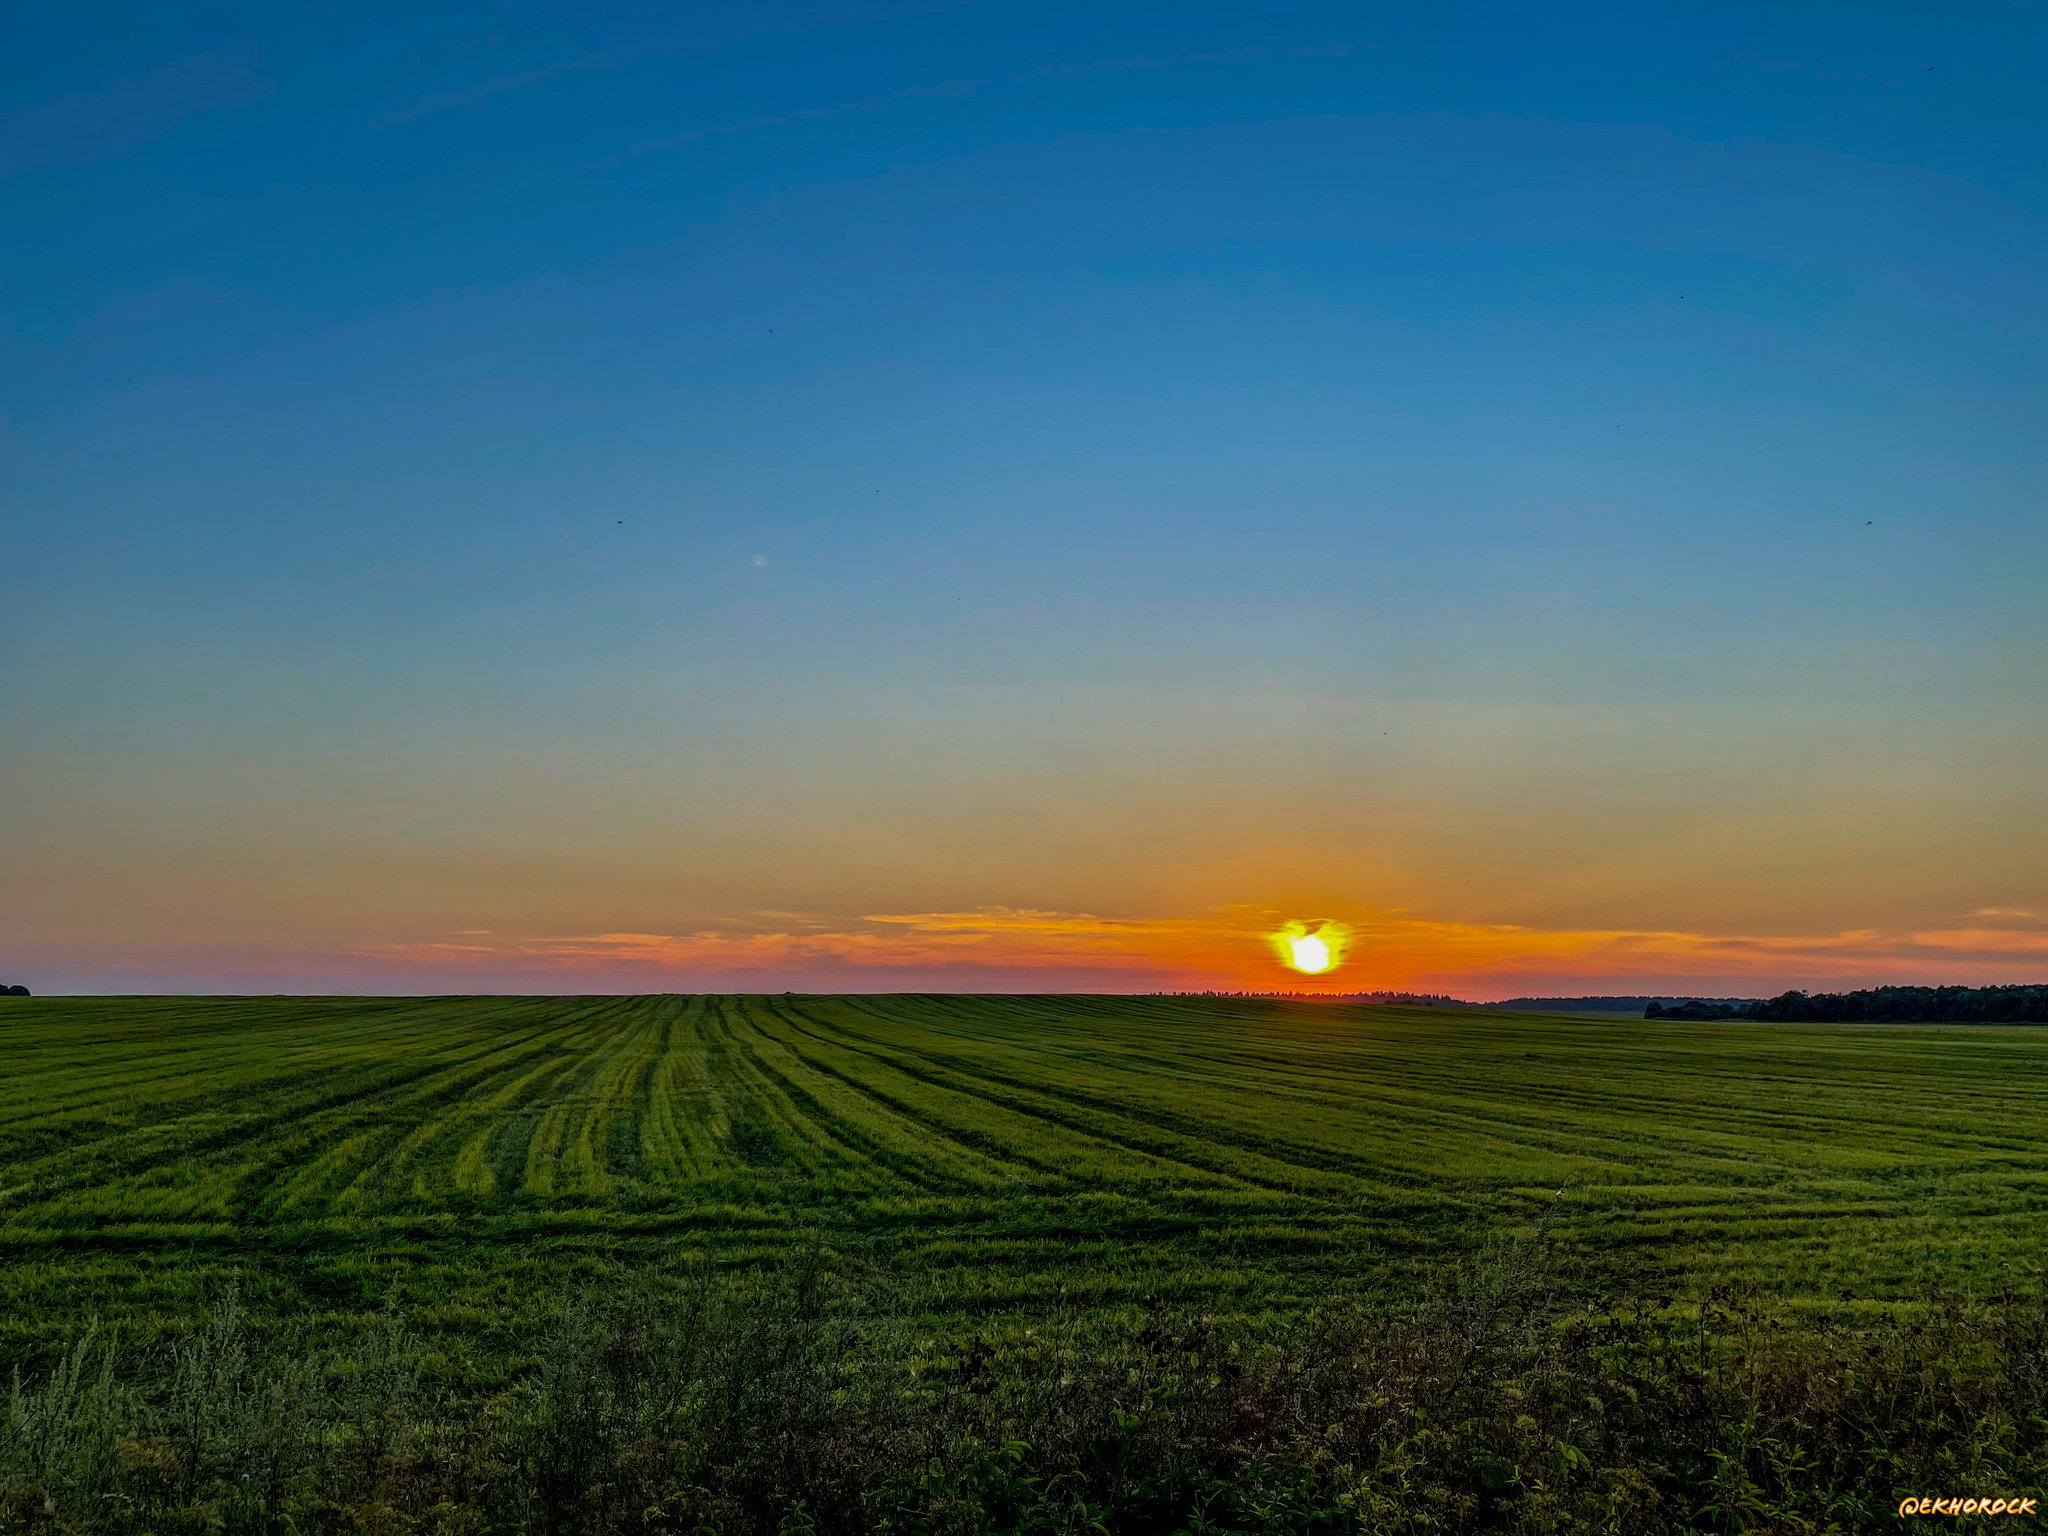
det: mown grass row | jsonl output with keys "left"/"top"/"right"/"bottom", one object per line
{"left": 1, "top": 993, "right": 2045, "bottom": 1369}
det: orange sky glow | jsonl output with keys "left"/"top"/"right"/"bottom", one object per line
{"left": 350, "top": 905, "right": 2048, "bottom": 997}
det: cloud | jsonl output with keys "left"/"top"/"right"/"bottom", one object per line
{"left": 1910, "top": 929, "right": 2048, "bottom": 954}
{"left": 1, "top": 53, "right": 270, "bottom": 174}
{"left": 350, "top": 904, "right": 2048, "bottom": 994}
{"left": 620, "top": 76, "right": 989, "bottom": 159}
{"left": 614, "top": 41, "right": 1358, "bottom": 161}
{"left": 379, "top": 55, "right": 613, "bottom": 127}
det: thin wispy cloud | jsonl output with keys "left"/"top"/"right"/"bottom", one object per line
{"left": 614, "top": 41, "right": 1357, "bottom": 161}
{"left": 379, "top": 54, "right": 614, "bottom": 127}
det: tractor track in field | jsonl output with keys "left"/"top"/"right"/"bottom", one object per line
{"left": 804, "top": 998, "right": 1426, "bottom": 1208}
{"left": 759, "top": 1005, "right": 1198, "bottom": 1195}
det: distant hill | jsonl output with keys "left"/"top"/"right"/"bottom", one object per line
{"left": 0, "top": 983, "right": 29, "bottom": 997}
{"left": 1192, "top": 993, "right": 1767, "bottom": 1015}
{"left": 1169, "top": 991, "right": 1477, "bottom": 1006}
{"left": 1480, "top": 996, "right": 1757, "bottom": 1015}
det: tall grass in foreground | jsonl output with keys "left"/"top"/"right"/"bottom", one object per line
{"left": 3, "top": 1240, "right": 2043, "bottom": 1534}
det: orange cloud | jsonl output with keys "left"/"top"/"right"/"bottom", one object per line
{"left": 351, "top": 904, "right": 2048, "bottom": 994}
{"left": 1910, "top": 929, "right": 2048, "bottom": 954}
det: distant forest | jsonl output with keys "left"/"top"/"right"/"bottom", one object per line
{"left": 1648, "top": 985, "right": 2048, "bottom": 1023}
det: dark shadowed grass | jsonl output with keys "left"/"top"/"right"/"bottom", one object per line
{"left": 3, "top": 1240, "right": 2044, "bottom": 1534}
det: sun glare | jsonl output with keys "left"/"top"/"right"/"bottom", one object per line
{"left": 1273, "top": 919, "right": 1350, "bottom": 977}
{"left": 1287, "top": 934, "right": 1332, "bottom": 973}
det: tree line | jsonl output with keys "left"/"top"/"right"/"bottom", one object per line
{"left": 1648, "top": 985, "right": 2048, "bottom": 1022}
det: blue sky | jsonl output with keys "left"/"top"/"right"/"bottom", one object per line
{"left": 5, "top": 1, "right": 2046, "bottom": 993}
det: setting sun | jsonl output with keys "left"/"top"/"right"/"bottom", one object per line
{"left": 1273, "top": 919, "right": 1350, "bottom": 977}
{"left": 1287, "top": 934, "right": 1331, "bottom": 973}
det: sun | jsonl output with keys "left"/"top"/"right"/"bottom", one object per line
{"left": 1287, "top": 933, "right": 1332, "bottom": 973}
{"left": 1273, "top": 919, "right": 1350, "bottom": 977}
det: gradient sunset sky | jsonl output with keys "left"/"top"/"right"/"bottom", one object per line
{"left": 6, "top": 2, "right": 2046, "bottom": 996}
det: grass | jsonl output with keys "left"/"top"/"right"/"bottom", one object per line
{"left": 4, "top": 1235, "right": 2045, "bottom": 1533}
{"left": 3, "top": 993, "right": 2046, "bottom": 1532}
{"left": 2, "top": 993, "right": 2045, "bottom": 1367}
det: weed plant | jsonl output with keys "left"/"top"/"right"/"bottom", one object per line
{"left": 3, "top": 1240, "right": 2043, "bottom": 1535}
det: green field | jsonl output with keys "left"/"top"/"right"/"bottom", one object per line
{"left": 3, "top": 992, "right": 2043, "bottom": 1367}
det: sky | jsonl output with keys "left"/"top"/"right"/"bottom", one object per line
{"left": 4, "top": 0, "right": 2046, "bottom": 997}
